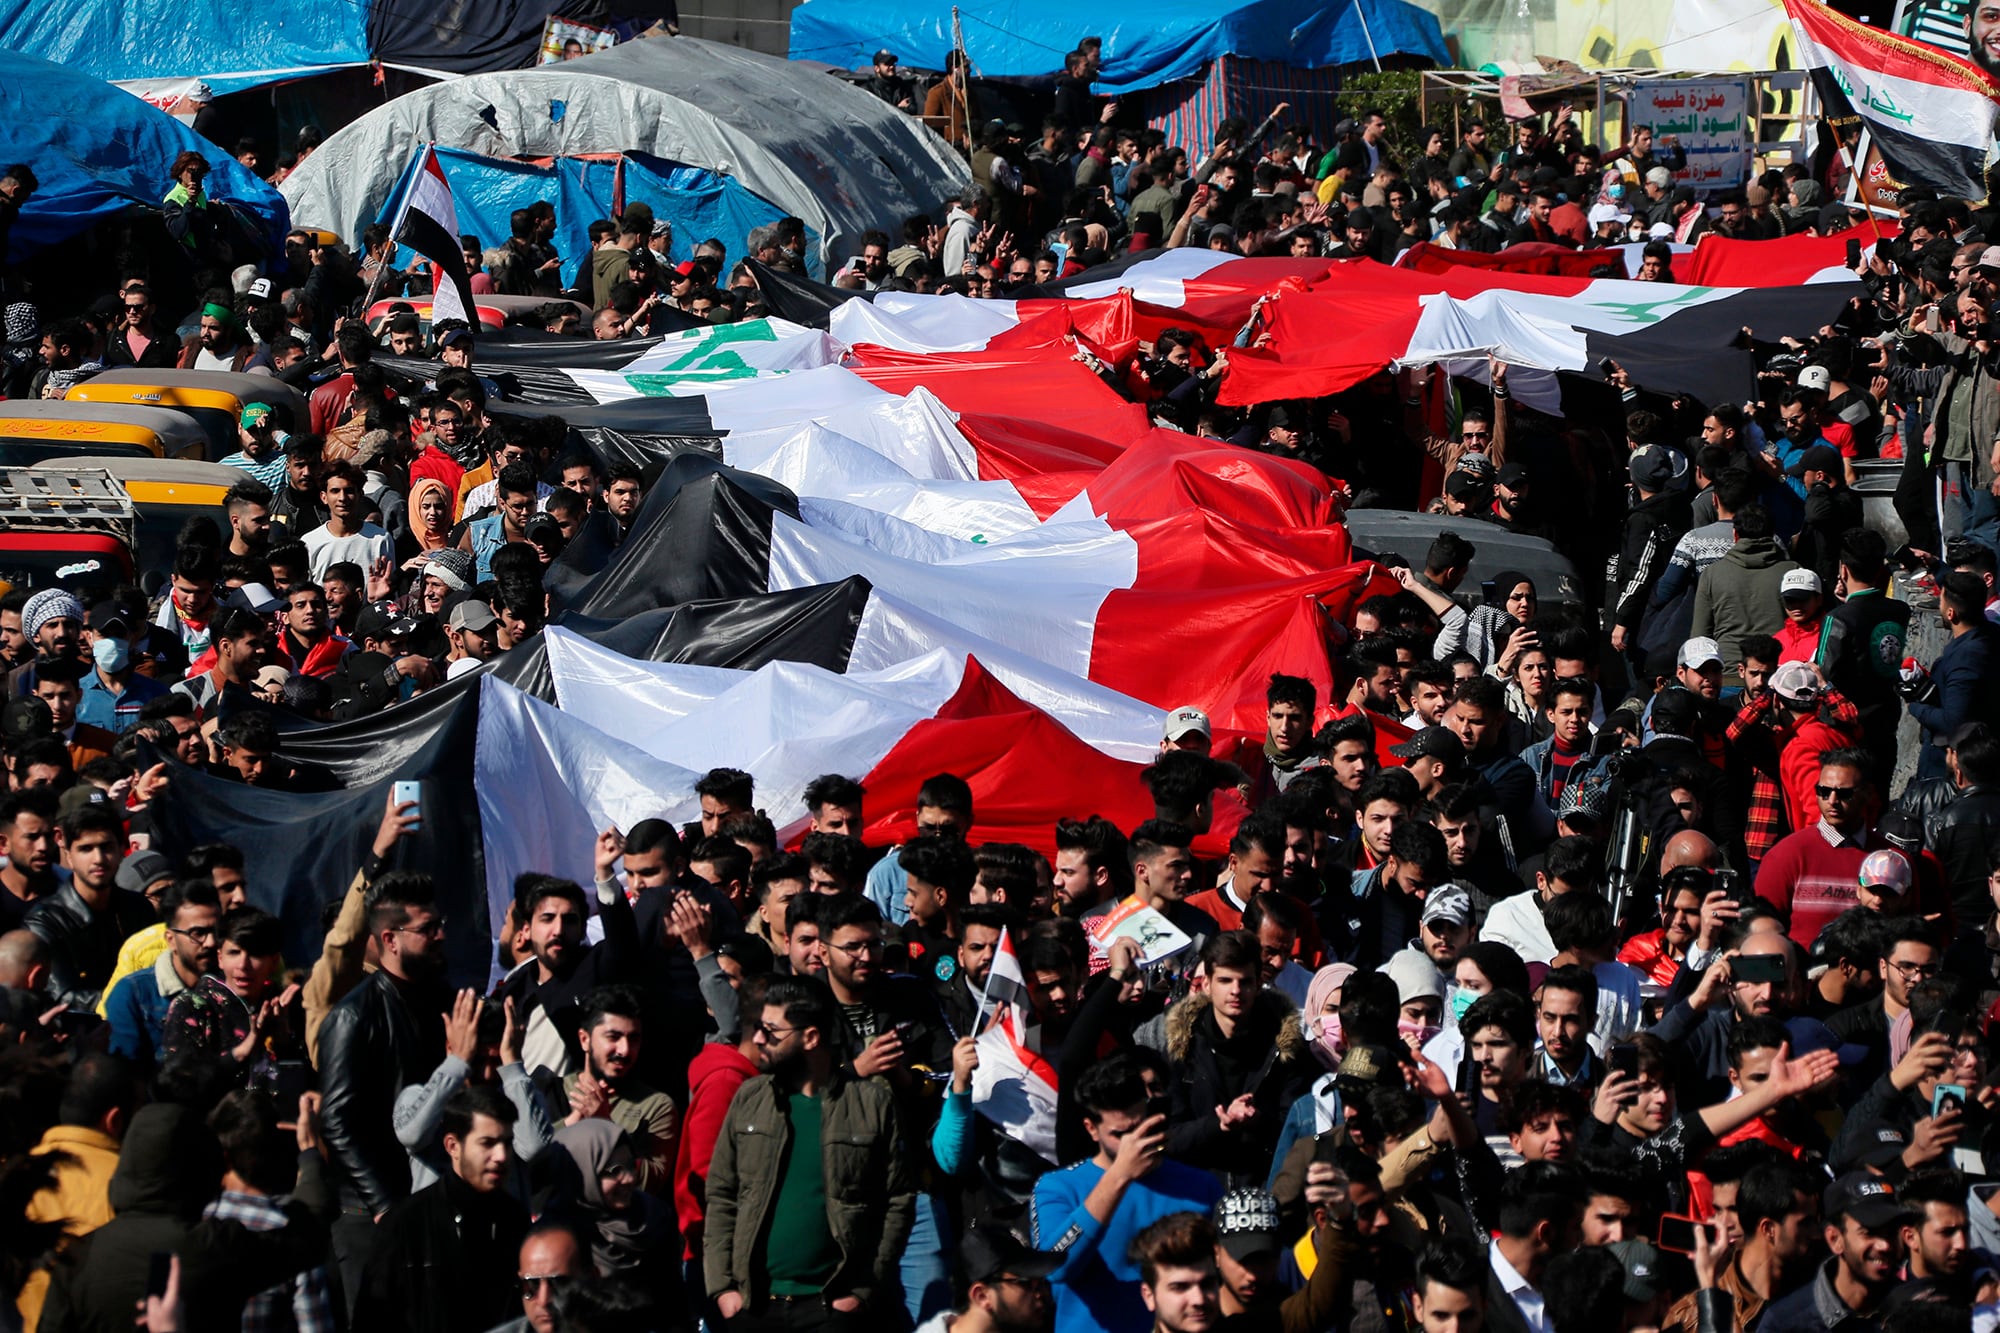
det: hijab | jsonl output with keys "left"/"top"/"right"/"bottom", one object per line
{"left": 551, "top": 1120, "right": 665, "bottom": 1275}
{"left": 1303, "top": 962, "right": 1357, "bottom": 1071}
{"left": 409, "top": 476, "right": 453, "bottom": 552}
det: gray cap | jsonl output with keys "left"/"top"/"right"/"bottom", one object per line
{"left": 115, "top": 849, "right": 175, "bottom": 895}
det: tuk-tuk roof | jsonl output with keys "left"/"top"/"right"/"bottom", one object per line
{"left": 81, "top": 369, "right": 309, "bottom": 418}
{"left": 32, "top": 457, "right": 246, "bottom": 490}
{"left": 0, "top": 400, "right": 210, "bottom": 450}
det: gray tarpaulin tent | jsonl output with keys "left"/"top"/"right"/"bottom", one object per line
{"left": 279, "top": 35, "right": 970, "bottom": 274}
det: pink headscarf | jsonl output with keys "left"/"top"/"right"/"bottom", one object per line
{"left": 1303, "top": 963, "right": 1357, "bottom": 1071}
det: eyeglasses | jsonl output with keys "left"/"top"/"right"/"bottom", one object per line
{"left": 169, "top": 925, "right": 218, "bottom": 942}
{"left": 396, "top": 918, "right": 446, "bottom": 939}
{"left": 1460, "top": 428, "right": 1491, "bottom": 440}
{"left": 754, "top": 1020, "right": 798, "bottom": 1042}
{"left": 1888, "top": 958, "right": 1941, "bottom": 980}
{"left": 824, "top": 938, "right": 880, "bottom": 957}
{"left": 519, "top": 1275, "right": 573, "bottom": 1300}
{"left": 1814, "top": 785, "right": 1860, "bottom": 801}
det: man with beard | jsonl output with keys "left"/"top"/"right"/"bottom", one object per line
{"left": 927, "top": 1227, "right": 1058, "bottom": 1333}
{"left": 822, "top": 895, "right": 954, "bottom": 1079}
{"left": 1968, "top": 0, "right": 2000, "bottom": 79}
{"left": 104, "top": 877, "right": 221, "bottom": 1064}
{"left": 542, "top": 984, "right": 678, "bottom": 1196}
{"left": 1759, "top": 1173, "right": 1913, "bottom": 1333}
{"left": 318, "top": 871, "right": 449, "bottom": 1315}
{"left": 1897, "top": 1170, "right": 1976, "bottom": 1302}
{"left": 1663, "top": 1157, "right": 1825, "bottom": 1333}
{"left": 706, "top": 975, "right": 915, "bottom": 1326}
{"left": 276, "top": 581, "right": 350, "bottom": 679}
{"left": 356, "top": 1084, "right": 529, "bottom": 1333}
{"left": 493, "top": 864, "right": 640, "bottom": 1082}
{"left": 935, "top": 904, "right": 1015, "bottom": 1037}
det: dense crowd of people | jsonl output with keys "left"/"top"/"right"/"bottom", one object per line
{"left": 0, "top": 49, "right": 1998, "bottom": 1333}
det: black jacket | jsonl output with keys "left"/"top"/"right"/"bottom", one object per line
{"left": 1162, "top": 989, "right": 1311, "bottom": 1183}
{"left": 38, "top": 1104, "right": 334, "bottom": 1333}
{"left": 1792, "top": 483, "right": 1864, "bottom": 588}
{"left": 1610, "top": 487, "right": 1693, "bottom": 632}
{"left": 353, "top": 1170, "right": 529, "bottom": 1333}
{"left": 23, "top": 883, "right": 155, "bottom": 1012}
{"left": 1927, "top": 784, "right": 2000, "bottom": 926}
{"left": 493, "top": 882, "right": 641, "bottom": 1073}
{"left": 104, "top": 319, "right": 181, "bottom": 369}
{"left": 317, "top": 968, "right": 445, "bottom": 1215}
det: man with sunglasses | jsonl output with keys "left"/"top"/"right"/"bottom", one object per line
{"left": 1754, "top": 747, "right": 1890, "bottom": 950}
{"left": 707, "top": 974, "right": 915, "bottom": 1329}
{"left": 498, "top": 1221, "right": 589, "bottom": 1333}
{"left": 103, "top": 280, "right": 177, "bottom": 368}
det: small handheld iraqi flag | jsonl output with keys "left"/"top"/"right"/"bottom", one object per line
{"left": 386, "top": 145, "right": 477, "bottom": 330}
{"left": 969, "top": 929, "right": 1060, "bottom": 1164}
{"left": 1781, "top": 0, "right": 2000, "bottom": 201}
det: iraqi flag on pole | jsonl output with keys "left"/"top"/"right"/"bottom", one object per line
{"left": 1781, "top": 0, "right": 2000, "bottom": 201}
{"left": 389, "top": 146, "right": 477, "bottom": 330}
{"left": 970, "top": 930, "right": 1059, "bottom": 1163}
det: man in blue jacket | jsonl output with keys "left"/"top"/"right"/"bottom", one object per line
{"left": 1908, "top": 571, "right": 2000, "bottom": 781}
{"left": 104, "top": 879, "right": 219, "bottom": 1064}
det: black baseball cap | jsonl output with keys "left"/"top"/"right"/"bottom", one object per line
{"left": 958, "top": 1227, "right": 1060, "bottom": 1286}
{"left": 1, "top": 695, "right": 52, "bottom": 741}
{"left": 1824, "top": 1171, "right": 1916, "bottom": 1228}
{"left": 1388, "top": 725, "right": 1465, "bottom": 763}
{"left": 1785, "top": 443, "right": 1843, "bottom": 478}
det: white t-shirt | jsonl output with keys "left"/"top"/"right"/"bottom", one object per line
{"left": 301, "top": 522, "right": 393, "bottom": 581}
{"left": 1479, "top": 891, "right": 1555, "bottom": 966}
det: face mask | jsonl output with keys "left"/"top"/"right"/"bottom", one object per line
{"left": 1449, "top": 986, "right": 1479, "bottom": 1024}
{"left": 1318, "top": 1013, "right": 1343, "bottom": 1055}
{"left": 1399, "top": 1017, "right": 1442, "bottom": 1048}
{"left": 93, "top": 635, "right": 131, "bottom": 673}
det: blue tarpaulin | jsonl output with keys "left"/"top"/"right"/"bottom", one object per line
{"left": 377, "top": 147, "right": 802, "bottom": 288}
{"left": 0, "top": 0, "right": 368, "bottom": 87}
{"left": 0, "top": 52, "right": 290, "bottom": 263}
{"left": 1290, "top": 0, "right": 1450, "bottom": 70}
{"left": 789, "top": 0, "right": 1448, "bottom": 92}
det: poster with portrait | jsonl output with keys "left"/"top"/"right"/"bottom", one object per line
{"left": 539, "top": 17, "right": 618, "bottom": 64}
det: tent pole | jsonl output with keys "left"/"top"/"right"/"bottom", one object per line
{"left": 1351, "top": 0, "right": 1383, "bottom": 73}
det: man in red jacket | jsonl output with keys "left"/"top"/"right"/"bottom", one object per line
{"left": 676, "top": 972, "right": 767, "bottom": 1291}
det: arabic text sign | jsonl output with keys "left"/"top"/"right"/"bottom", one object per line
{"left": 1632, "top": 79, "right": 1751, "bottom": 190}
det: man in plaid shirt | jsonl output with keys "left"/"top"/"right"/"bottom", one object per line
{"left": 203, "top": 1090, "right": 337, "bottom": 1333}
{"left": 1724, "top": 655, "right": 1860, "bottom": 867}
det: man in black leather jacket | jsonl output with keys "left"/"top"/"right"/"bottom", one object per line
{"left": 1919, "top": 723, "right": 2000, "bottom": 974}
{"left": 22, "top": 803, "right": 150, "bottom": 1012}
{"left": 315, "top": 869, "right": 446, "bottom": 1318}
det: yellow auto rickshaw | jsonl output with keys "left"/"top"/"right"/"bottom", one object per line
{"left": 68, "top": 369, "right": 310, "bottom": 459}
{"left": 32, "top": 457, "right": 246, "bottom": 580}
{"left": 0, "top": 400, "right": 212, "bottom": 465}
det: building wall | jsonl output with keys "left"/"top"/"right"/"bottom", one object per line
{"left": 677, "top": 0, "right": 801, "bottom": 56}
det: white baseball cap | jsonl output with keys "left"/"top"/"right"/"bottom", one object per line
{"left": 1780, "top": 568, "right": 1823, "bottom": 597}
{"left": 1163, "top": 706, "right": 1211, "bottom": 741}
{"left": 1797, "top": 365, "right": 1832, "bottom": 393}
{"left": 1676, "top": 636, "right": 1722, "bottom": 669}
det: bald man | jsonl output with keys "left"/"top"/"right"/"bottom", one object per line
{"left": 1645, "top": 927, "right": 1818, "bottom": 1106}
{"left": 1617, "top": 833, "right": 1728, "bottom": 987}
{"left": 0, "top": 928, "right": 49, "bottom": 992}
{"left": 511, "top": 1223, "right": 590, "bottom": 1333}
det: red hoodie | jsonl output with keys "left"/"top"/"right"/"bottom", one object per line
{"left": 675, "top": 1042, "right": 757, "bottom": 1259}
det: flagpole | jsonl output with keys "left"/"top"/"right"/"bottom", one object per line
{"left": 359, "top": 141, "right": 426, "bottom": 314}
{"left": 1841, "top": 127, "right": 1889, "bottom": 243}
